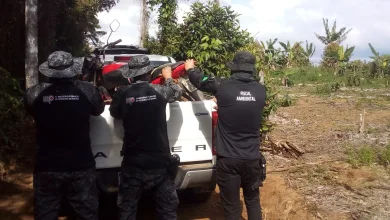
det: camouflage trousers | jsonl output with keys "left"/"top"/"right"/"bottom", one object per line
{"left": 33, "top": 167, "right": 98, "bottom": 220}
{"left": 117, "top": 167, "right": 179, "bottom": 220}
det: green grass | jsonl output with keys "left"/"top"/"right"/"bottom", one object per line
{"left": 379, "top": 145, "right": 390, "bottom": 167}
{"left": 278, "top": 93, "right": 293, "bottom": 107}
{"left": 346, "top": 144, "right": 390, "bottom": 168}
{"left": 270, "top": 66, "right": 390, "bottom": 90}
{"left": 284, "top": 67, "right": 337, "bottom": 84}
{"left": 316, "top": 83, "right": 342, "bottom": 95}
{"left": 357, "top": 77, "right": 390, "bottom": 89}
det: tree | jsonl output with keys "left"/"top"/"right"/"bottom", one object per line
{"left": 335, "top": 45, "right": 355, "bottom": 75}
{"left": 139, "top": 0, "right": 150, "bottom": 47}
{"left": 51, "top": 0, "right": 119, "bottom": 56}
{"left": 280, "top": 41, "right": 295, "bottom": 68}
{"left": 337, "top": 45, "right": 355, "bottom": 63}
{"left": 25, "top": 0, "right": 39, "bottom": 89}
{"left": 321, "top": 42, "right": 340, "bottom": 69}
{"left": 147, "top": 0, "right": 179, "bottom": 55}
{"left": 368, "top": 43, "right": 390, "bottom": 78}
{"left": 173, "top": 1, "right": 252, "bottom": 76}
{"left": 260, "top": 38, "right": 284, "bottom": 70}
{"left": 304, "top": 40, "right": 316, "bottom": 61}
{"left": 315, "top": 18, "right": 352, "bottom": 45}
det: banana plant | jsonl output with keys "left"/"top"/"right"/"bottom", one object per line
{"left": 337, "top": 45, "right": 355, "bottom": 62}
{"left": 260, "top": 38, "right": 283, "bottom": 70}
{"left": 304, "top": 40, "right": 316, "bottom": 60}
{"left": 336, "top": 45, "right": 355, "bottom": 75}
{"left": 368, "top": 43, "right": 388, "bottom": 78}
{"left": 279, "top": 41, "right": 294, "bottom": 68}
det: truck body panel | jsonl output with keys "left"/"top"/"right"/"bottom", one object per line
{"left": 90, "top": 100, "right": 216, "bottom": 169}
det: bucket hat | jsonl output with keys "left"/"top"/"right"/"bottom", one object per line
{"left": 123, "top": 55, "right": 154, "bottom": 79}
{"left": 39, "top": 51, "right": 84, "bottom": 78}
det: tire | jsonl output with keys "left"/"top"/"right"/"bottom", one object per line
{"left": 181, "top": 181, "right": 216, "bottom": 203}
{"left": 191, "top": 191, "right": 213, "bottom": 203}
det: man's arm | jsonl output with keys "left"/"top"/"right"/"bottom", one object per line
{"left": 185, "top": 59, "right": 225, "bottom": 95}
{"left": 75, "top": 81, "right": 105, "bottom": 116}
{"left": 109, "top": 86, "right": 126, "bottom": 119}
{"left": 24, "top": 83, "right": 51, "bottom": 115}
{"left": 90, "top": 86, "right": 105, "bottom": 116}
{"left": 151, "top": 67, "right": 182, "bottom": 103}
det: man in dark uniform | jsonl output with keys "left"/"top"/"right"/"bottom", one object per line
{"left": 109, "top": 55, "right": 182, "bottom": 220}
{"left": 24, "top": 51, "right": 105, "bottom": 220}
{"left": 185, "top": 51, "right": 266, "bottom": 220}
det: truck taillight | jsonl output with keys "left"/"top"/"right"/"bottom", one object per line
{"left": 114, "top": 56, "right": 132, "bottom": 62}
{"left": 212, "top": 111, "right": 218, "bottom": 155}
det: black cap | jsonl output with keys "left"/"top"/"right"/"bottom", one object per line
{"left": 226, "top": 51, "right": 256, "bottom": 73}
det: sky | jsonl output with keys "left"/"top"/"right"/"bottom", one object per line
{"left": 97, "top": 0, "right": 390, "bottom": 62}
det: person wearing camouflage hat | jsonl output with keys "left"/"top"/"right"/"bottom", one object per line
{"left": 24, "top": 51, "right": 105, "bottom": 220}
{"left": 109, "top": 55, "right": 182, "bottom": 219}
{"left": 185, "top": 51, "right": 267, "bottom": 220}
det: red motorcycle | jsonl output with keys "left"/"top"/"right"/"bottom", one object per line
{"left": 82, "top": 20, "right": 205, "bottom": 102}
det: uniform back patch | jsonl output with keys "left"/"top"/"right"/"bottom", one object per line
{"left": 236, "top": 91, "right": 256, "bottom": 101}
{"left": 126, "top": 95, "right": 157, "bottom": 105}
{"left": 43, "top": 95, "right": 79, "bottom": 104}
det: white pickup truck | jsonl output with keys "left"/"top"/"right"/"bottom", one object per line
{"left": 90, "top": 93, "right": 218, "bottom": 202}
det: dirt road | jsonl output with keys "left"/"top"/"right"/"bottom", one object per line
{"left": 0, "top": 172, "right": 319, "bottom": 220}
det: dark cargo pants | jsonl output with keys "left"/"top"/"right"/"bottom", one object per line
{"left": 216, "top": 157, "right": 262, "bottom": 220}
{"left": 33, "top": 167, "right": 98, "bottom": 220}
{"left": 117, "top": 167, "right": 179, "bottom": 220}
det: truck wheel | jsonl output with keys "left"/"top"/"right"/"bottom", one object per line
{"left": 191, "top": 191, "right": 213, "bottom": 203}
{"left": 185, "top": 182, "right": 216, "bottom": 203}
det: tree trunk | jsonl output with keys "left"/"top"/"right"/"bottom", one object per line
{"left": 25, "top": 0, "right": 39, "bottom": 89}
{"left": 139, "top": 0, "right": 149, "bottom": 47}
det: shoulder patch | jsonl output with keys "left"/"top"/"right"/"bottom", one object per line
{"left": 201, "top": 76, "right": 209, "bottom": 82}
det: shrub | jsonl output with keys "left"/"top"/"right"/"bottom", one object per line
{"left": 0, "top": 67, "right": 25, "bottom": 146}
{"left": 172, "top": 1, "right": 252, "bottom": 77}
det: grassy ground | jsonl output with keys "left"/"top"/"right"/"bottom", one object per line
{"left": 267, "top": 80, "right": 390, "bottom": 220}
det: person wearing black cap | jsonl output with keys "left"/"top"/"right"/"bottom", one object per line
{"left": 185, "top": 51, "right": 266, "bottom": 220}
{"left": 24, "top": 51, "right": 105, "bottom": 220}
{"left": 109, "top": 55, "right": 182, "bottom": 220}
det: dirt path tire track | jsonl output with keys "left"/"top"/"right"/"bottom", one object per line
{"left": 0, "top": 172, "right": 323, "bottom": 220}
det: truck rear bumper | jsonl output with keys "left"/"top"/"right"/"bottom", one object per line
{"left": 175, "top": 162, "right": 215, "bottom": 190}
{"left": 95, "top": 161, "right": 216, "bottom": 194}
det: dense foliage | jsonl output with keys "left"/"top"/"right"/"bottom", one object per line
{"left": 0, "top": 68, "right": 24, "bottom": 146}
{"left": 146, "top": 1, "right": 278, "bottom": 133}
{"left": 173, "top": 2, "right": 252, "bottom": 77}
{"left": 0, "top": 0, "right": 119, "bottom": 82}
{"left": 147, "top": 0, "right": 179, "bottom": 55}
{"left": 147, "top": 1, "right": 252, "bottom": 77}
{"left": 0, "top": 0, "right": 119, "bottom": 168}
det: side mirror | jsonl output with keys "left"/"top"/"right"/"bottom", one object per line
{"left": 110, "top": 19, "right": 120, "bottom": 32}
{"left": 107, "top": 19, "right": 120, "bottom": 46}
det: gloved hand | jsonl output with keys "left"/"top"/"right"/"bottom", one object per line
{"left": 185, "top": 59, "right": 196, "bottom": 71}
{"left": 162, "top": 66, "right": 172, "bottom": 79}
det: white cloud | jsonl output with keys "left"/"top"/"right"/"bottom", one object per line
{"left": 97, "top": 0, "right": 390, "bottom": 59}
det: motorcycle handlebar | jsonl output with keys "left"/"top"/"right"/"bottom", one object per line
{"left": 108, "top": 39, "right": 122, "bottom": 47}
